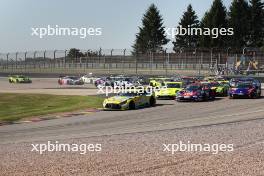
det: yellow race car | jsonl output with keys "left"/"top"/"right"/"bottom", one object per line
{"left": 149, "top": 77, "right": 171, "bottom": 87}
{"left": 8, "top": 75, "right": 32, "bottom": 83}
{"left": 203, "top": 76, "right": 215, "bottom": 82}
{"left": 103, "top": 91, "right": 156, "bottom": 110}
{"left": 156, "top": 81, "right": 184, "bottom": 99}
{"left": 204, "top": 76, "right": 229, "bottom": 84}
{"left": 214, "top": 77, "right": 229, "bottom": 84}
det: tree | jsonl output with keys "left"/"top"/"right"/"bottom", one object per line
{"left": 85, "top": 50, "right": 98, "bottom": 57}
{"left": 173, "top": 4, "right": 200, "bottom": 50}
{"left": 132, "top": 4, "right": 169, "bottom": 55}
{"left": 228, "top": 0, "right": 250, "bottom": 48}
{"left": 248, "top": 0, "right": 264, "bottom": 47}
{"left": 199, "top": 0, "right": 228, "bottom": 47}
{"left": 199, "top": 12, "right": 211, "bottom": 47}
{"left": 67, "top": 48, "right": 85, "bottom": 58}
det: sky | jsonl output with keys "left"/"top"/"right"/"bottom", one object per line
{"left": 0, "top": 0, "right": 232, "bottom": 53}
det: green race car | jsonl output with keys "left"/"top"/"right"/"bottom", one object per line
{"left": 209, "top": 82, "right": 229, "bottom": 96}
{"left": 8, "top": 75, "right": 32, "bottom": 83}
{"left": 103, "top": 91, "right": 156, "bottom": 110}
{"left": 156, "top": 81, "right": 184, "bottom": 99}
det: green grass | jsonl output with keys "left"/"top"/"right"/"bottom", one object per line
{"left": 0, "top": 93, "right": 104, "bottom": 123}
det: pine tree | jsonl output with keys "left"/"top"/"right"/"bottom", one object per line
{"left": 199, "top": 12, "right": 211, "bottom": 47}
{"left": 132, "top": 4, "right": 169, "bottom": 55}
{"left": 173, "top": 4, "right": 200, "bottom": 50}
{"left": 199, "top": 0, "right": 228, "bottom": 47}
{"left": 248, "top": 0, "right": 264, "bottom": 47}
{"left": 228, "top": 0, "right": 250, "bottom": 48}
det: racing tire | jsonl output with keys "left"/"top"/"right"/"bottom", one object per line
{"left": 251, "top": 92, "right": 258, "bottom": 99}
{"left": 149, "top": 97, "right": 156, "bottom": 107}
{"left": 258, "top": 92, "right": 261, "bottom": 98}
{"left": 225, "top": 90, "right": 228, "bottom": 96}
{"left": 196, "top": 96, "right": 203, "bottom": 102}
{"left": 105, "top": 82, "right": 110, "bottom": 86}
{"left": 229, "top": 95, "right": 235, "bottom": 99}
{"left": 129, "top": 101, "right": 136, "bottom": 110}
{"left": 175, "top": 98, "right": 181, "bottom": 102}
{"left": 202, "top": 94, "right": 207, "bottom": 101}
{"left": 9, "top": 79, "right": 12, "bottom": 83}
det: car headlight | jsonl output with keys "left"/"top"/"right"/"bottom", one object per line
{"left": 120, "top": 100, "right": 127, "bottom": 105}
{"left": 103, "top": 100, "right": 108, "bottom": 106}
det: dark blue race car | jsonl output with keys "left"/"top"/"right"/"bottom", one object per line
{"left": 229, "top": 82, "right": 261, "bottom": 99}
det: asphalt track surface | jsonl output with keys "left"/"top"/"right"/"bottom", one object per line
{"left": 1, "top": 96, "right": 264, "bottom": 144}
{"left": 0, "top": 78, "right": 264, "bottom": 175}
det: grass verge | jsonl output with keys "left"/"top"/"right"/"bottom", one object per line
{"left": 0, "top": 93, "right": 104, "bottom": 123}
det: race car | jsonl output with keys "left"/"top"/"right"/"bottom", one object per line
{"left": 203, "top": 76, "right": 215, "bottom": 82}
{"left": 94, "top": 77, "right": 109, "bottom": 87}
{"left": 229, "top": 77, "right": 261, "bottom": 88}
{"left": 180, "top": 76, "right": 197, "bottom": 85}
{"left": 202, "top": 81, "right": 229, "bottom": 96}
{"left": 155, "top": 81, "right": 184, "bottom": 99}
{"left": 103, "top": 91, "right": 156, "bottom": 110}
{"left": 214, "top": 76, "right": 229, "bottom": 84}
{"left": 113, "top": 77, "right": 135, "bottom": 87}
{"left": 81, "top": 74, "right": 98, "bottom": 84}
{"left": 229, "top": 82, "right": 261, "bottom": 99}
{"left": 149, "top": 77, "right": 172, "bottom": 87}
{"left": 58, "top": 76, "right": 84, "bottom": 85}
{"left": 203, "top": 76, "right": 229, "bottom": 84}
{"left": 8, "top": 75, "right": 32, "bottom": 83}
{"left": 176, "top": 83, "right": 215, "bottom": 102}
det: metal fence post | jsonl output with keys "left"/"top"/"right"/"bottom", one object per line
{"left": 53, "top": 50, "right": 57, "bottom": 72}
{"left": 43, "top": 50, "right": 46, "bottom": 69}
{"left": 86, "top": 50, "right": 89, "bottom": 69}
{"left": 210, "top": 48, "right": 213, "bottom": 69}
{"left": 15, "top": 52, "right": 18, "bottom": 69}
{"left": 108, "top": 49, "right": 113, "bottom": 74}
{"left": 123, "top": 49, "right": 126, "bottom": 74}
{"left": 6, "top": 53, "right": 9, "bottom": 70}
{"left": 64, "top": 50, "right": 67, "bottom": 69}
{"left": 165, "top": 52, "right": 169, "bottom": 76}
{"left": 198, "top": 52, "right": 203, "bottom": 75}
{"left": 34, "top": 51, "right": 37, "bottom": 69}
{"left": 24, "top": 52, "right": 27, "bottom": 72}
{"left": 135, "top": 54, "right": 138, "bottom": 75}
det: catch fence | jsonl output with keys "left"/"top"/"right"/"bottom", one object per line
{"left": 0, "top": 48, "right": 263, "bottom": 76}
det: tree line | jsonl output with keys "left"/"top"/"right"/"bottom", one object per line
{"left": 67, "top": 48, "right": 98, "bottom": 58}
{"left": 132, "top": 0, "right": 264, "bottom": 54}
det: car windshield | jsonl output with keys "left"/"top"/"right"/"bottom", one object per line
{"left": 236, "top": 84, "right": 252, "bottom": 88}
{"left": 118, "top": 92, "right": 138, "bottom": 97}
{"left": 166, "top": 83, "right": 181, "bottom": 88}
{"left": 186, "top": 85, "right": 200, "bottom": 91}
{"left": 69, "top": 77, "right": 79, "bottom": 80}
{"left": 216, "top": 79, "right": 225, "bottom": 81}
{"left": 210, "top": 82, "right": 220, "bottom": 87}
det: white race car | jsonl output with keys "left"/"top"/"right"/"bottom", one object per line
{"left": 81, "top": 74, "right": 99, "bottom": 84}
